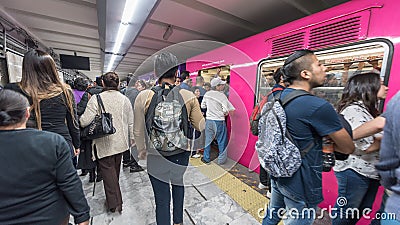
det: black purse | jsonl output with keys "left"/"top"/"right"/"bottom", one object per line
{"left": 81, "top": 94, "right": 116, "bottom": 140}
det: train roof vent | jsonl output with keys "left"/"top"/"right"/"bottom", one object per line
{"left": 309, "top": 16, "right": 362, "bottom": 50}
{"left": 271, "top": 32, "right": 305, "bottom": 57}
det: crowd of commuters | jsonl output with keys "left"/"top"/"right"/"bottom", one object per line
{"left": 1, "top": 48, "right": 400, "bottom": 225}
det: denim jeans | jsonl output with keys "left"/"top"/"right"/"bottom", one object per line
{"left": 262, "top": 180, "right": 316, "bottom": 225}
{"left": 381, "top": 213, "right": 400, "bottom": 225}
{"left": 203, "top": 120, "right": 228, "bottom": 164}
{"left": 147, "top": 151, "right": 190, "bottom": 225}
{"left": 332, "top": 169, "right": 380, "bottom": 225}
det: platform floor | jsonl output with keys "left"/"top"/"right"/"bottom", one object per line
{"left": 75, "top": 157, "right": 265, "bottom": 225}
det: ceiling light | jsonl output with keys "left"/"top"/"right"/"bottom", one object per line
{"left": 103, "top": 0, "right": 159, "bottom": 72}
{"left": 163, "top": 25, "right": 173, "bottom": 40}
{"left": 121, "top": 0, "right": 137, "bottom": 25}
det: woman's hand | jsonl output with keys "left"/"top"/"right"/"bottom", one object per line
{"left": 138, "top": 150, "right": 147, "bottom": 160}
{"left": 74, "top": 148, "right": 80, "bottom": 156}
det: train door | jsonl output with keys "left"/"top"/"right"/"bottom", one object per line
{"left": 255, "top": 39, "right": 393, "bottom": 212}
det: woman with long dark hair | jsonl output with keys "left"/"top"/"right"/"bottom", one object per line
{"left": 333, "top": 72, "right": 388, "bottom": 225}
{"left": 0, "top": 90, "right": 89, "bottom": 225}
{"left": 5, "top": 49, "right": 80, "bottom": 166}
{"left": 80, "top": 72, "right": 134, "bottom": 213}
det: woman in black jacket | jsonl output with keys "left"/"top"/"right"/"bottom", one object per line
{"left": 0, "top": 89, "right": 90, "bottom": 225}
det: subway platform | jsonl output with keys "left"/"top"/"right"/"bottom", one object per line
{"left": 74, "top": 157, "right": 267, "bottom": 225}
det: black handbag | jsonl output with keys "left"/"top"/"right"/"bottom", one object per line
{"left": 81, "top": 94, "right": 116, "bottom": 140}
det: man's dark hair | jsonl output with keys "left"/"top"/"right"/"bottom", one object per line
{"left": 74, "top": 77, "right": 89, "bottom": 91}
{"left": 180, "top": 71, "right": 190, "bottom": 81}
{"left": 154, "top": 52, "right": 179, "bottom": 83}
{"left": 282, "top": 49, "right": 314, "bottom": 84}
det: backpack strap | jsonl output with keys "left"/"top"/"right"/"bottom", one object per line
{"left": 279, "top": 89, "right": 315, "bottom": 157}
{"left": 170, "top": 86, "right": 190, "bottom": 138}
{"left": 280, "top": 89, "right": 311, "bottom": 106}
{"left": 145, "top": 86, "right": 163, "bottom": 135}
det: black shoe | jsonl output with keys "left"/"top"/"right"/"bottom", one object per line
{"left": 201, "top": 157, "right": 210, "bottom": 165}
{"left": 79, "top": 170, "right": 88, "bottom": 176}
{"left": 96, "top": 175, "right": 103, "bottom": 182}
{"left": 129, "top": 165, "right": 144, "bottom": 173}
{"left": 88, "top": 170, "right": 95, "bottom": 183}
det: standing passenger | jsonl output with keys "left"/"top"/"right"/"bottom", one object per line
{"left": 0, "top": 89, "right": 90, "bottom": 225}
{"left": 4, "top": 49, "right": 80, "bottom": 167}
{"left": 133, "top": 52, "right": 204, "bottom": 225}
{"left": 80, "top": 72, "right": 134, "bottom": 213}
{"left": 123, "top": 77, "right": 144, "bottom": 173}
{"left": 201, "top": 77, "right": 235, "bottom": 165}
{"left": 262, "top": 50, "right": 354, "bottom": 225}
{"left": 258, "top": 68, "right": 286, "bottom": 197}
{"left": 333, "top": 73, "right": 388, "bottom": 225}
{"left": 375, "top": 91, "right": 400, "bottom": 225}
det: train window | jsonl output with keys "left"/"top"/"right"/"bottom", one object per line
{"left": 199, "top": 66, "right": 230, "bottom": 83}
{"left": 255, "top": 41, "right": 391, "bottom": 106}
{"left": 199, "top": 66, "right": 231, "bottom": 96}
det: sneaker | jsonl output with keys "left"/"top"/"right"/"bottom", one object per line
{"left": 130, "top": 165, "right": 144, "bottom": 173}
{"left": 266, "top": 190, "right": 272, "bottom": 199}
{"left": 258, "top": 183, "right": 268, "bottom": 190}
{"left": 201, "top": 157, "right": 210, "bottom": 165}
{"left": 191, "top": 153, "right": 201, "bottom": 158}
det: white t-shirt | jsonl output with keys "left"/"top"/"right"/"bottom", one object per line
{"left": 201, "top": 90, "right": 235, "bottom": 121}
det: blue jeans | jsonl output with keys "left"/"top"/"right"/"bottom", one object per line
{"left": 381, "top": 212, "right": 400, "bottom": 225}
{"left": 262, "top": 180, "right": 316, "bottom": 225}
{"left": 203, "top": 120, "right": 228, "bottom": 164}
{"left": 332, "top": 169, "right": 380, "bottom": 225}
{"left": 147, "top": 151, "right": 190, "bottom": 225}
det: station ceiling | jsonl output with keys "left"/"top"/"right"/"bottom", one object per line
{"left": 0, "top": 0, "right": 349, "bottom": 80}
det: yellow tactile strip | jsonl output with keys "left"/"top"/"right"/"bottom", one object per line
{"left": 190, "top": 158, "right": 269, "bottom": 223}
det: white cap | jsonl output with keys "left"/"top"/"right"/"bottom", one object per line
{"left": 210, "top": 77, "right": 226, "bottom": 87}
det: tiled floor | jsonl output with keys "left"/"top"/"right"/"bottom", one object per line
{"left": 73, "top": 158, "right": 261, "bottom": 225}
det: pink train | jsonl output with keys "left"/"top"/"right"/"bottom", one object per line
{"left": 186, "top": 0, "right": 400, "bottom": 223}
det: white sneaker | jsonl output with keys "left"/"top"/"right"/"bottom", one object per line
{"left": 266, "top": 190, "right": 272, "bottom": 198}
{"left": 191, "top": 154, "right": 201, "bottom": 158}
{"left": 258, "top": 183, "right": 268, "bottom": 190}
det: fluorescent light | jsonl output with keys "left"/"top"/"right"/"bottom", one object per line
{"left": 107, "top": 54, "right": 117, "bottom": 72}
{"left": 112, "top": 24, "right": 129, "bottom": 53}
{"left": 121, "top": 0, "right": 137, "bottom": 25}
{"left": 107, "top": 0, "right": 138, "bottom": 71}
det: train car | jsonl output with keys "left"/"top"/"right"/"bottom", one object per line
{"left": 186, "top": 0, "right": 400, "bottom": 221}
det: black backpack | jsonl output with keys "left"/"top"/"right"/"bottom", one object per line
{"left": 145, "top": 84, "right": 190, "bottom": 154}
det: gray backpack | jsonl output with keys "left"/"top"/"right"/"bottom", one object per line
{"left": 255, "top": 90, "right": 313, "bottom": 177}
{"left": 145, "top": 85, "right": 189, "bottom": 154}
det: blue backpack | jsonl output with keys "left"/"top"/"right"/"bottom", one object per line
{"left": 255, "top": 90, "right": 313, "bottom": 177}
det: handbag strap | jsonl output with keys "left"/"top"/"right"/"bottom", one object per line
{"left": 96, "top": 94, "right": 107, "bottom": 113}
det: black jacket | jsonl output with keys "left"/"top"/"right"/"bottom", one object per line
{"left": 0, "top": 129, "right": 90, "bottom": 224}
